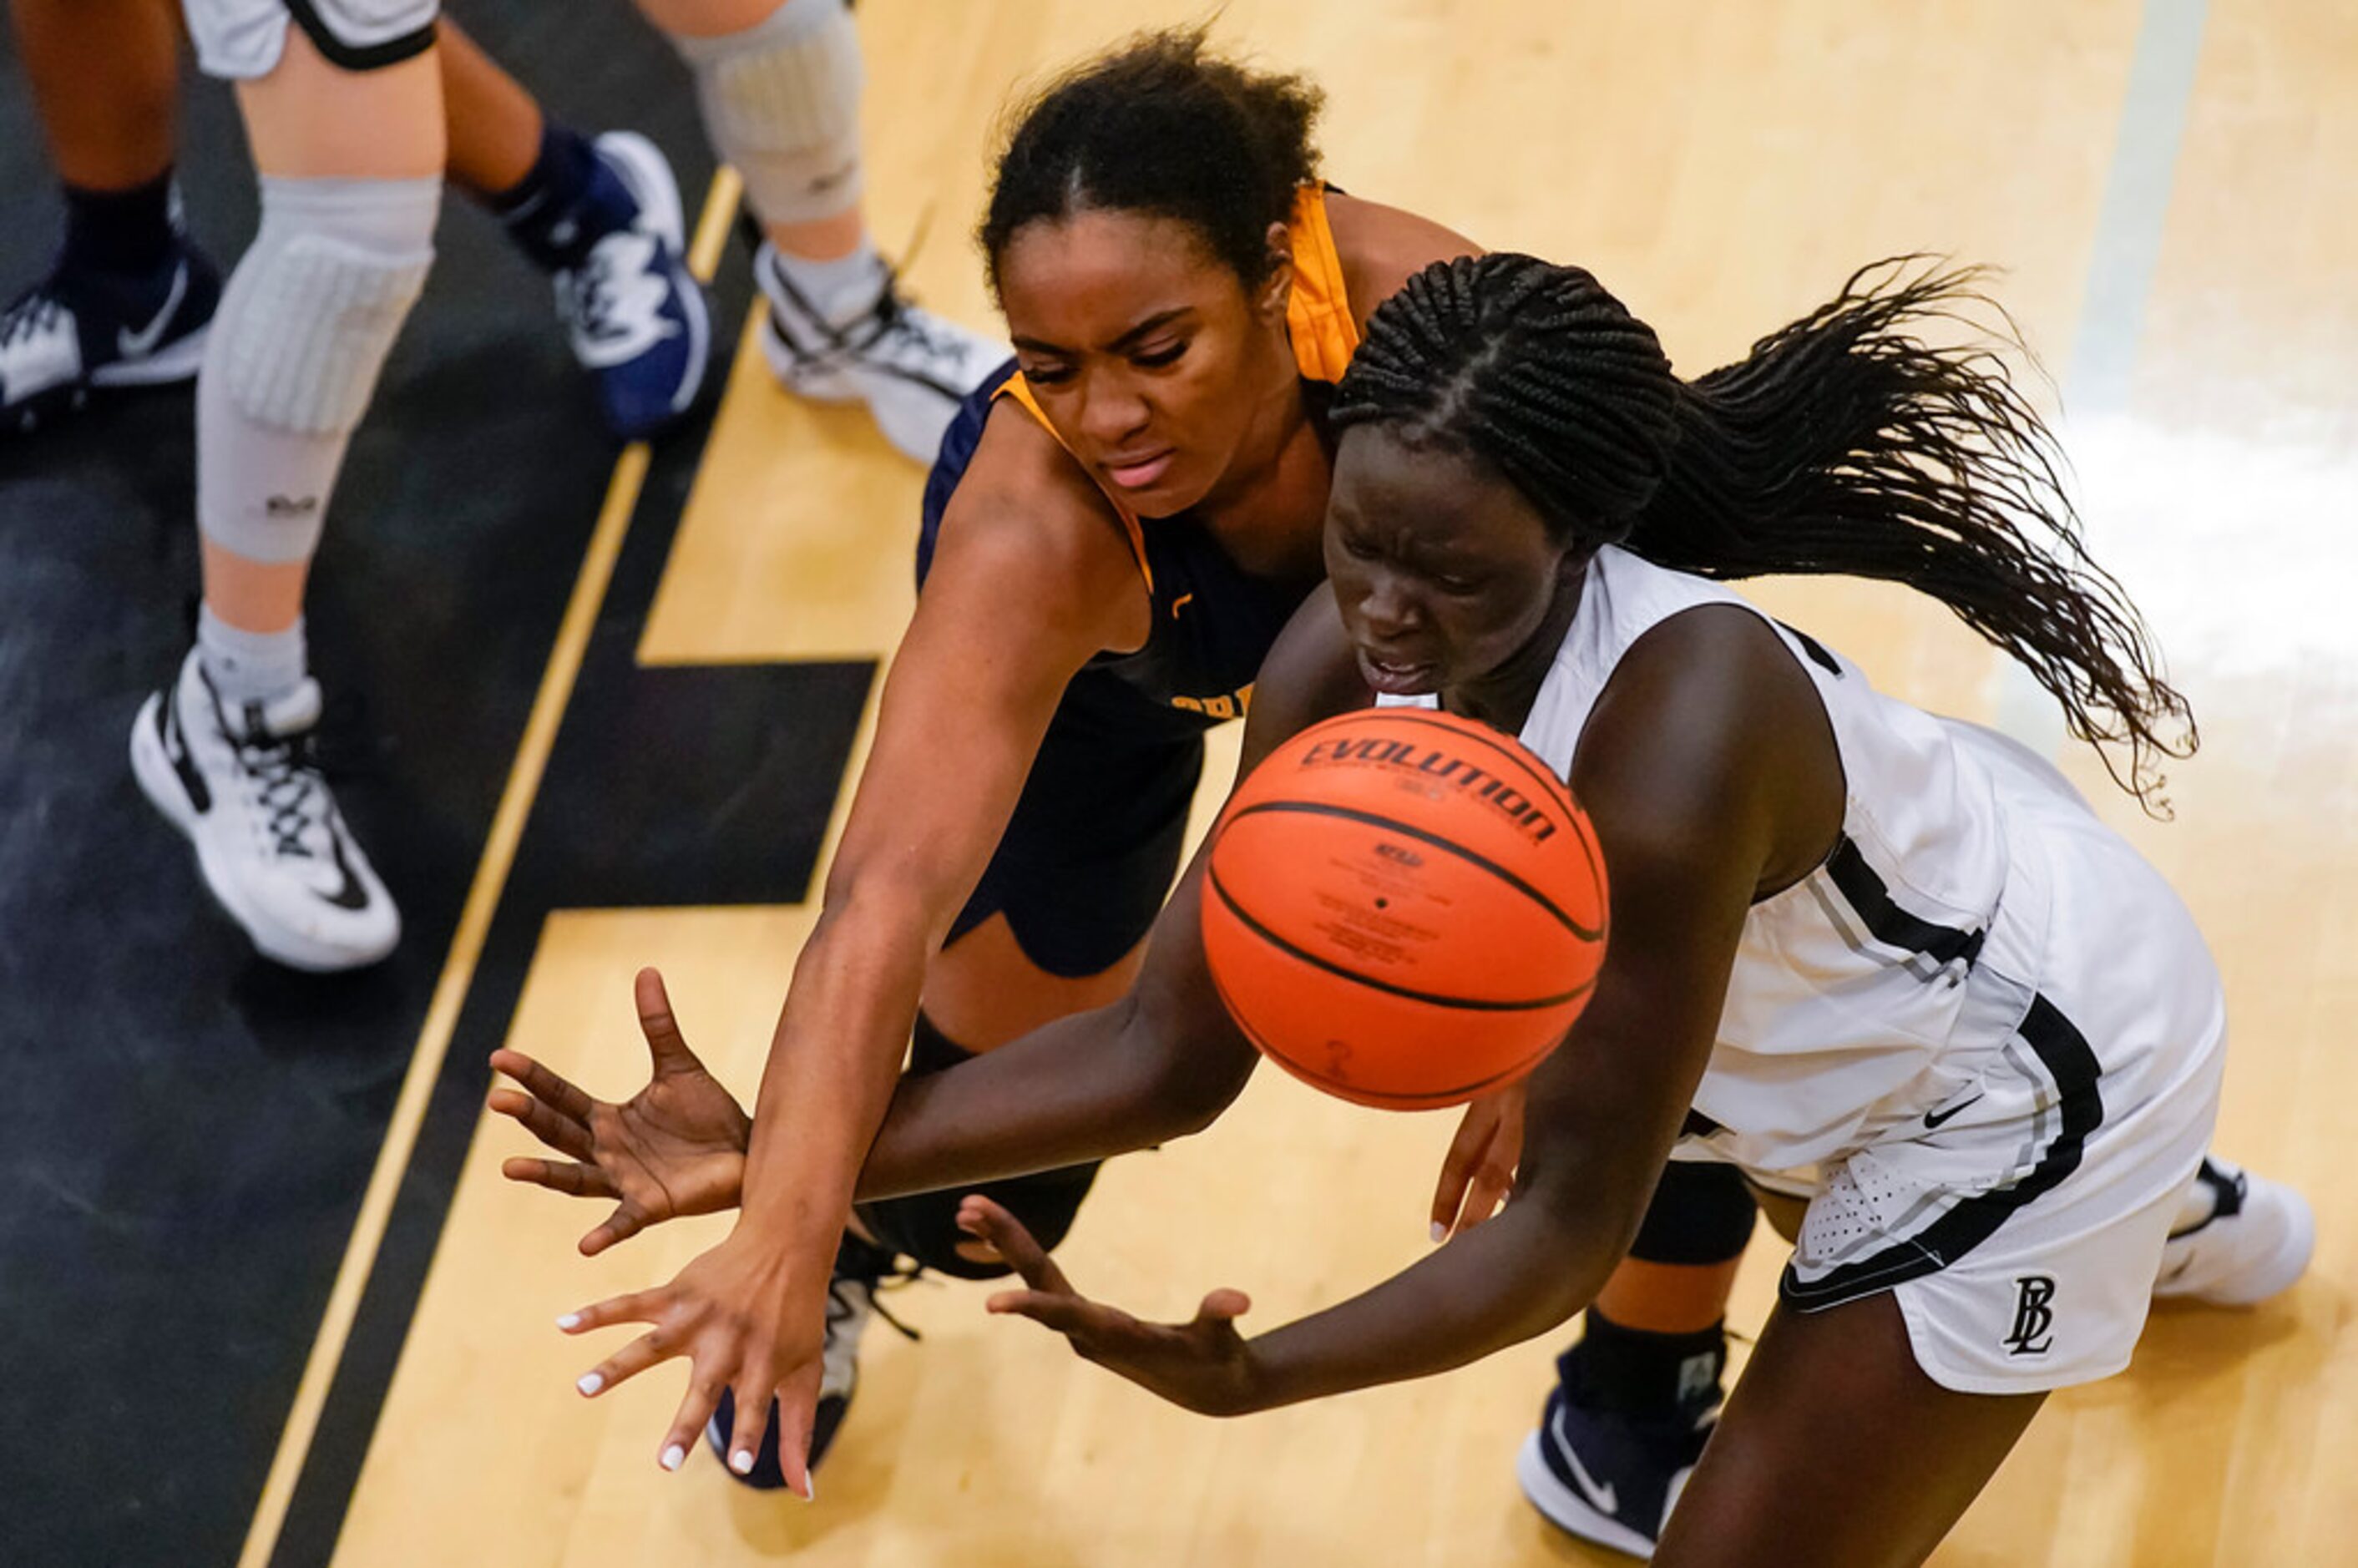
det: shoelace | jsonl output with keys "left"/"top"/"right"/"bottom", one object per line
{"left": 828, "top": 1254, "right": 925, "bottom": 1346}
{"left": 0, "top": 289, "right": 67, "bottom": 351}
{"left": 237, "top": 728, "right": 331, "bottom": 859}
{"left": 858, "top": 271, "right": 966, "bottom": 364}
{"left": 560, "top": 247, "right": 626, "bottom": 341}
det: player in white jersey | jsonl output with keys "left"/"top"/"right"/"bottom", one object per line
{"left": 10, "top": 0, "right": 997, "bottom": 969}
{"left": 498, "top": 252, "right": 2306, "bottom": 1564}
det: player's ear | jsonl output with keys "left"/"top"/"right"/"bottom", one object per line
{"left": 1257, "top": 224, "right": 1294, "bottom": 322}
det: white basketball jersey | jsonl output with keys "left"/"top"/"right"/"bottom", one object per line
{"left": 1386, "top": 545, "right": 2057, "bottom": 1174}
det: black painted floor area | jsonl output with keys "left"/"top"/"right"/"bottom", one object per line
{"left": 0, "top": 8, "right": 872, "bottom": 1565}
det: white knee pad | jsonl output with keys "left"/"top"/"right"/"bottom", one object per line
{"left": 197, "top": 175, "right": 438, "bottom": 564}
{"left": 670, "top": 0, "right": 864, "bottom": 224}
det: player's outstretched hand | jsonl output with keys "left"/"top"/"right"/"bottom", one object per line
{"left": 1429, "top": 1082, "right": 1526, "bottom": 1242}
{"left": 490, "top": 967, "right": 752, "bottom": 1256}
{"left": 558, "top": 1230, "right": 828, "bottom": 1497}
{"left": 957, "top": 1194, "right": 1266, "bottom": 1418}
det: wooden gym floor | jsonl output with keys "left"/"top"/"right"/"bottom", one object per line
{"left": 7, "top": 2, "right": 2354, "bottom": 1564}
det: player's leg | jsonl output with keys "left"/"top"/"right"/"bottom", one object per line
{"left": 437, "top": 18, "right": 711, "bottom": 441}
{"left": 1519, "top": 1160, "right": 1758, "bottom": 1556}
{"left": 129, "top": 3, "right": 440, "bottom": 970}
{"left": 2, "top": 0, "right": 220, "bottom": 430}
{"left": 1649, "top": 1291, "right": 2045, "bottom": 1568}
{"left": 635, "top": 0, "right": 1004, "bottom": 463}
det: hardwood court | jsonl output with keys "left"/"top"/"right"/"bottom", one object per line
{"left": 291, "top": 2, "right": 2358, "bottom": 1563}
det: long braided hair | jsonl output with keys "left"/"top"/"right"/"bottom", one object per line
{"left": 1329, "top": 253, "right": 2196, "bottom": 810}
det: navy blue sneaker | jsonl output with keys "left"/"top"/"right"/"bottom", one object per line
{"left": 3, "top": 238, "right": 221, "bottom": 434}
{"left": 704, "top": 1233, "right": 916, "bottom": 1490}
{"left": 551, "top": 131, "right": 711, "bottom": 443}
{"left": 1515, "top": 1342, "right": 1721, "bottom": 1558}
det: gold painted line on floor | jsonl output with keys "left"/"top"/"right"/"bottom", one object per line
{"left": 235, "top": 164, "right": 745, "bottom": 1568}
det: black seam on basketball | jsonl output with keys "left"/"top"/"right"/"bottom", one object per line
{"left": 1207, "top": 860, "right": 1597, "bottom": 1011}
{"left": 1223, "top": 799, "right": 1604, "bottom": 943}
{"left": 1325, "top": 710, "right": 1610, "bottom": 938}
{"left": 1342, "top": 709, "right": 1576, "bottom": 812}
{"left": 1217, "top": 953, "right": 1561, "bottom": 1106}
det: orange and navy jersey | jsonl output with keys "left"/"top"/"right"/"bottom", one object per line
{"left": 916, "top": 186, "right": 1360, "bottom": 732}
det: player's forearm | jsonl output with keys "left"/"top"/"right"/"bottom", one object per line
{"left": 732, "top": 888, "right": 936, "bottom": 1245}
{"left": 1236, "top": 1191, "right": 1623, "bottom": 1414}
{"left": 854, "top": 993, "right": 1251, "bottom": 1201}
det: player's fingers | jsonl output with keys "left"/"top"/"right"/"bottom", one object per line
{"left": 654, "top": 1368, "right": 725, "bottom": 1474}
{"left": 1196, "top": 1287, "right": 1253, "bottom": 1323}
{"left": 1430, "top": 1109, "right": 1493, "bottom": 1238}
{"left": 635, "top": 969, "right": 699, "bottom": 1068}
{"left": 958, "top": 1195, "right": 1075, "bottom": 1297}
{"left": 577, "top": 1200, "right": 647, "bottom": 1258}
{"left": 714, "top": 1373, "right": 775, "bottom": 1481}
{"left": 487, "top": 1088, "right": 598, "bottom": 1162}
{"left": 983, "top": 1288, "right": 1101, "bottom": 1339}
{"left": 488, "top": 1049, "right": 596, "bottom": 1125}
{"left": 1460, "top": 1159, "right": 1516, "bottom": 1234}
{"left": 574, "top": 1328, "right": 676, "bottom": 1399}
{"left": 773, "top": 1363, "right": 822, "bottom": 1501}
{"left": 556, "top": 1287, "right": 668, "bottom": 1335}
{"left": 500, "top": 1156, "right": 615, "bottom": 1200}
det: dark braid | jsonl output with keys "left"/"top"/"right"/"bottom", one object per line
{"left": 1331, "top": 252, "right": 2196, "bottom": 812}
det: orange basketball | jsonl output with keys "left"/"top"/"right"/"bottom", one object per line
{"left": 1199, "top": 708, "right": 1609, "bottom": 1110}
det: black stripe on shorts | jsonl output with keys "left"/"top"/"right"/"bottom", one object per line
{"left": 285, "top": 0, "right": 438, "bottom": 72}
{"left": 1825, "top": 834, "right": 1988, "bottom": 973}
{"left": 1779, "top": 994, "right": 2105, "bottom": 1310}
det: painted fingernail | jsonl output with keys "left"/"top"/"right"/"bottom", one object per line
{"left": 731, "top": 1449, "right": 755, "bottom": 1475}
{"left": 577, "top": 1373, "right": 603, "bottom": 1396}
{"left": 661, "top": 1444, "right": 686, "bottom": 1472}
{"left": 556, "top": 1313, "right": 581, "bottom": 1330}
{"left": 1429, "top": 1222, "right": 1447, "bottom": 1244}
{"left": 802, "top": 1476, "right": 817, "bottom": 1503}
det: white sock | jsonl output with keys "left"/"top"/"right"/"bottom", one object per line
{"left": 198, "top": 604, "right": 307, "bottom": 709}
{"left": 772, "top": 235, "right": 887, "bottom": 326}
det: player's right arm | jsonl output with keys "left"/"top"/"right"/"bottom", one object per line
{"left": 848, "top": 585, "right": 1371, "bottom": 1198}
{"left": 559, "top": 402, "right": 1149, "bottom": 1492}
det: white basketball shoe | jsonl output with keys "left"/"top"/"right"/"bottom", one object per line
{"left": 130, "top": 649, "right": 400, "bottom": 972}
{"left": 2153, "top": 1156, "right": 2315, "bottom": 1307}
{"left": 754, "top": 242, "right": 1005, "bottom": 467}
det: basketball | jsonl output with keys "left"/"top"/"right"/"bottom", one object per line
{"left": 1199, "top": 708, "right": 1609, "bottom": 1110}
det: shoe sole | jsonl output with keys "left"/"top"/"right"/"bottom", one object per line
{"left": 1515, "top": 1429, "right": 1658, "bottom": 1560}
{"left": 591, "top": 130, "right": 712, "bottom": 427}
{"left": 129, "top": 691, "right": 399, "bottom": 973}
{"left": 2155, "top": 1176, "right": 2316, "bottom": 1307}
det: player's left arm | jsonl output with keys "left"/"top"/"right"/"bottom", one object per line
{"left": 969, "top": 607, "right": 1830, "bottom": 1415}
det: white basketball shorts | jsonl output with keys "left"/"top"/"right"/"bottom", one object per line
{"left": 1690, "top": 721, "right": 2227, "bottom": 1394}
{"left": 184, "top": 0, "right": 438, "bottom": 82}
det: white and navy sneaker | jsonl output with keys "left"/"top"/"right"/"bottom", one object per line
{"left": 755, "top": 242, "right": 1004, "bottom": 466}
{"left": 2, "top": 240, "right": 220, "bottom": 434}
{"left": 129, "top": 649, "right": 400, "bottom": 972}
{"left": 1515, "top": 1343, "right": 1720, "bottom": 1560}
{"left": 706, "top": 1232, "right": 916, "bottom": 1489}
{"left": 2153, "top": 1156, "right": 2315, "bottom": 1307}
{"left": 552, "top": 131, "right": 711, "bottom": 443}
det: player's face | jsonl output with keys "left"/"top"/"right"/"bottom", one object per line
{"left": 996, "top": 210, "right": 1291, "bottom": 518}
{"left": 1325, "top": 427, "right": 1578, "bottom": 699}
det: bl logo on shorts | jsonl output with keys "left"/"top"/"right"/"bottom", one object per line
{"left": 2005, "top": 1275, "right": 2057, "bottom": 1356}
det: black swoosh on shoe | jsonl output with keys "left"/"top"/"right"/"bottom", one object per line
{"left": 159, "top": 690, "right": 211, "bottom": 814}
{"left": 318, "top": 821, "right": 372, "bottom": 912}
